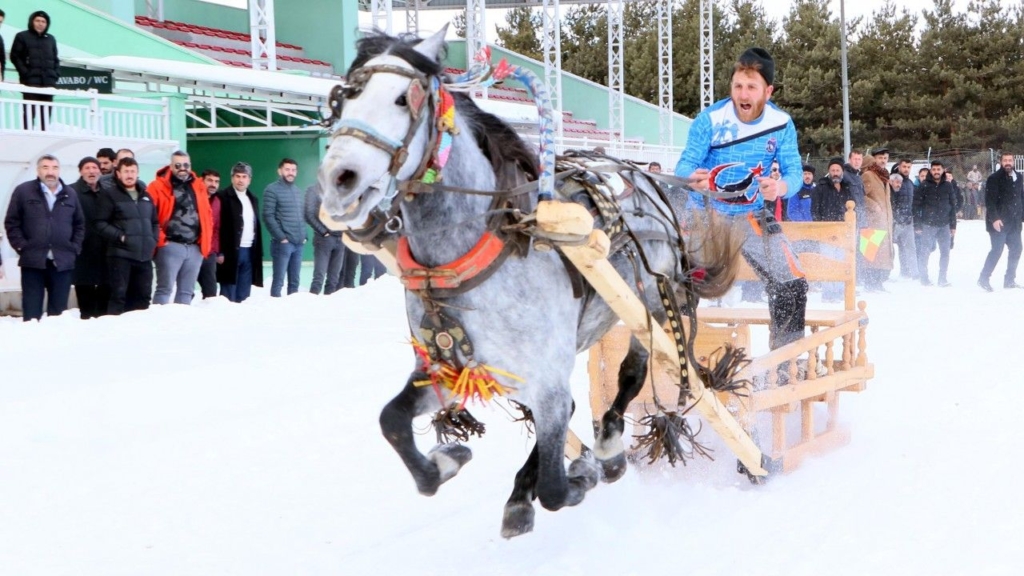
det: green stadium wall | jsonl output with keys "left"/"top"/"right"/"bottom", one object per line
{"left": 187, "top": 135, "right": 329, "bottom": 261}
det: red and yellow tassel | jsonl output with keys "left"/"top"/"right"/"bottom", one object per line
{"left": 411, "top": 339, "right": 523, "bottom": 407}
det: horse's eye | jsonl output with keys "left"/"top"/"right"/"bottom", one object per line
{"left": 395, "top": 94, "right": 408, "bottom": 107}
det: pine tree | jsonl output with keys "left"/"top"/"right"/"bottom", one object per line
{"left": 495, "top": 7, "right": 542, "bottom": 61}
{"left": 773, "top": 0, "right": 845, "bottom": 155}
{"left": 847, "top": 0, "right": 918, "bottom": 152}
{"left": 716, "top": 0, "right": 780, "bottom": 97}
{"left": 559, "top": 5, "right": 609, "bottom": 85}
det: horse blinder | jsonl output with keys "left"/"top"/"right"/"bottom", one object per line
{"left": 406, "top": 79, "right": 428, "bottom": 122}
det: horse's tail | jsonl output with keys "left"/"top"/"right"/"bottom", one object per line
{"left": 681, "top": 208, "right": 744, "bottom": 299}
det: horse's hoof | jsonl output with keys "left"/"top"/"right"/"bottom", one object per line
{"left": 500, "top": 502, "right": 535, "bottom": 539}
{"left": 428, "top": 443, "right": 473, "bottom": 484}
{"left": 568, "top": 453, "right": 600, "bottom": 492}
{"left": 598, "top": 452, "right": 628, "bottom": 484}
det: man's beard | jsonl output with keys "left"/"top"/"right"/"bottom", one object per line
{"left": 831, "top": 176, "right": 842, "bottom": 184}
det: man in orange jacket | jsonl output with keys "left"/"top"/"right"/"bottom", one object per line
{"left": 147, "top": 150, "right": 213, "bottom": 304}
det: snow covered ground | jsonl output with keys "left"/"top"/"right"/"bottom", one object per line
{"left": 1, "top": 219, "right": 1021, "bottom": 575}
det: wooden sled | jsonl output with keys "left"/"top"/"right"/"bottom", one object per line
{"left": 588, "top": 201, "right": 874, "bottom": 473}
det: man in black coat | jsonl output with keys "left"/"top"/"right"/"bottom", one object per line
{"left": 94, "top": 158, "right": 158, "bottom": 314}
{"left": 914, "top": 160, "right": 958, "bottom": 287}
{"left": 0, "top": 8, "right": 7, "bottom": 83}
{"left": 10, "top": 10, "right": 60, "bottom": 130}
{"left": 811, "top": 158, "right": 855, "bottom": 303}
{"left": 3, "top": 154, "right": 85, "bottom": 321}
{"left": 71, "top": 156, "right": 109, "bottom": 319}
{"left": 978, "top": 152, "right": 1024, "bottom": 291}
{"left": 217, "top": 162, "right": 263, "bottom": 303}
{"left": 812, "top": 158, "right": 854, "bottom": 223}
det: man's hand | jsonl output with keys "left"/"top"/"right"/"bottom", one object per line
{"left": 281, "top": 239, "right": 289, "bottom": 244}
{"left": 216, "top": 255, "right": 225, "bottom": 264}
{"left": 994, "top": 219, "right": 1003, "bottom": 232}
{"left": 688, "top": 168, "right": 710, "bottom": 191}
{"left": 757, "top": 176, "right": 781, "bottom": 201}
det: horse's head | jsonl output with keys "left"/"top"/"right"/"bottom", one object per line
{"left": 317, "top": 27, "right": 448, "bottom": 230}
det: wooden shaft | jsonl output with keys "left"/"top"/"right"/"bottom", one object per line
{"left": 546, "top": 202, "right": 768, "bottom": 476}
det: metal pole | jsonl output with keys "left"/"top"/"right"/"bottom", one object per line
{"left": 657, "top": 0, "right": 673, "bottom": 146}
{"left": 541, "top": 0, "right": 563, "bottom": 140}
{"left": 406, "top": 0, "right": 419, "bottom": 34}
{"left": 249, "top": 0, "right": 277, "bottom": 71}
{"left": 608, "top": 0, "right": 624, "bottom": 147}
{"left": 840, "top": 0, "right": 851, "bottom": 158}
{"left": 466, "top": 0, "right": 486, "bottom": 70}
{"left": 699, "top": 0, "right": 714, "bottom": 110}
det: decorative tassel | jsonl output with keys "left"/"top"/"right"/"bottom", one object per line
{"left": 696, "top": 344, "right": 752, "bottom": 396}
{"left": 410, "top": 339, "right": 523, "bottom": 407}
{"left": 632, "top": 412, "right": 713, "bottom": 467}
{"left": 432, "top": 406, "right": 486, "bottom": 444}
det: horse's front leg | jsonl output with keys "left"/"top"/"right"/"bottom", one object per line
{"left": 501, "top": 444, "right": 538, "bottom": 539}
{"left": 379, "top": 372, "right": 472, "bottom": 496}
{"left": 594, "top": 336, "right": 649, "bottom": 483}
{"left": 533, "top": 390, "right": 599, "bottom": 512}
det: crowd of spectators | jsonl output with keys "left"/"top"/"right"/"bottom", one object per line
{"left": 753, "top": 146, "right": 1021, "bottom": 299}
{"left": 2, "top": 150, "right": 386, "bottom": 322}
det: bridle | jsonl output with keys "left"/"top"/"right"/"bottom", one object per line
{"left": 323, "top": 62, "right": 447, "bottom": 244}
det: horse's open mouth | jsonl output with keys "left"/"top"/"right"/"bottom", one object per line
{"left": 336, "top": 169, "right": 358, "bottom": 190}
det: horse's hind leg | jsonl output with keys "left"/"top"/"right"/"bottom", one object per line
{"left": 594, "top": 336, "right": 649, "bottom": 483}
{"left": 379, "top": 372, "right": 472, "bottom": 496}
{"left": 534, "top": 391, "right": 600, "bottom": 512}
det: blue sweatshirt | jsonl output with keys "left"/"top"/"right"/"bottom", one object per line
{"left": 787, "top": 182, "right": 815, "bottom": 222}
{"left": 674, "top": 97, "right": 802, "bottom": 216}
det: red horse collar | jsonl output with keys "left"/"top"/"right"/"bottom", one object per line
{"left": 397, "top": 232, "right": 507, "bottom": 291}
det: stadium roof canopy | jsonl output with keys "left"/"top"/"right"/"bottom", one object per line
{"left": 64, "top": 55, "right": 538, "bottom": 135}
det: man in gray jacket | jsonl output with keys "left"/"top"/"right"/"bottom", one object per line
{"left": 304, "top": 183, "right": 344, "bottom": 295}
{"left": 262, "top": 158, "right": 306, "bottom": 296}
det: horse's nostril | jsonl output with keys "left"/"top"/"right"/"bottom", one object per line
{"left": 336, "top": 169, "right": 357, "bottom": 189}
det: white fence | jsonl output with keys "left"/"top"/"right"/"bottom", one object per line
{"left": 520, "top": 134, "right": 681, "bottom": 170}
{"left": 0, "top": 83, "right": 170, "bottom": 141}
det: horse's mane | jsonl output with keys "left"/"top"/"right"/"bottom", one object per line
{"left": 349, "top": 32, "right": 540, "bottom": 189}
{"left": 452, "top": 93, "right": 540, "bottom": 187}
{"left": 348, "top": 31, "right": 445, "bottom": 77}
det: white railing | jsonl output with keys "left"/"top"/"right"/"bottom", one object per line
{"left": 0, "top": 83, "right": 171, "bottom": 141}
{"left": 520, "top": 133, "right": 681, "bottom": 169}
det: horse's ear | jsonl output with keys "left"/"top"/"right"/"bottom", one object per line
{"left": 414, "top": 25, "right": 448, "bottom": 62}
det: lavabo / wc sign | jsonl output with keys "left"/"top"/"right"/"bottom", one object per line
{"left": 56, "top": 66, "right": 114, "bottom": 94}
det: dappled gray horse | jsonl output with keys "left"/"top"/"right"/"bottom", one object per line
{"left": 317, "top": 29, "right": 739, "bottom": 537}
